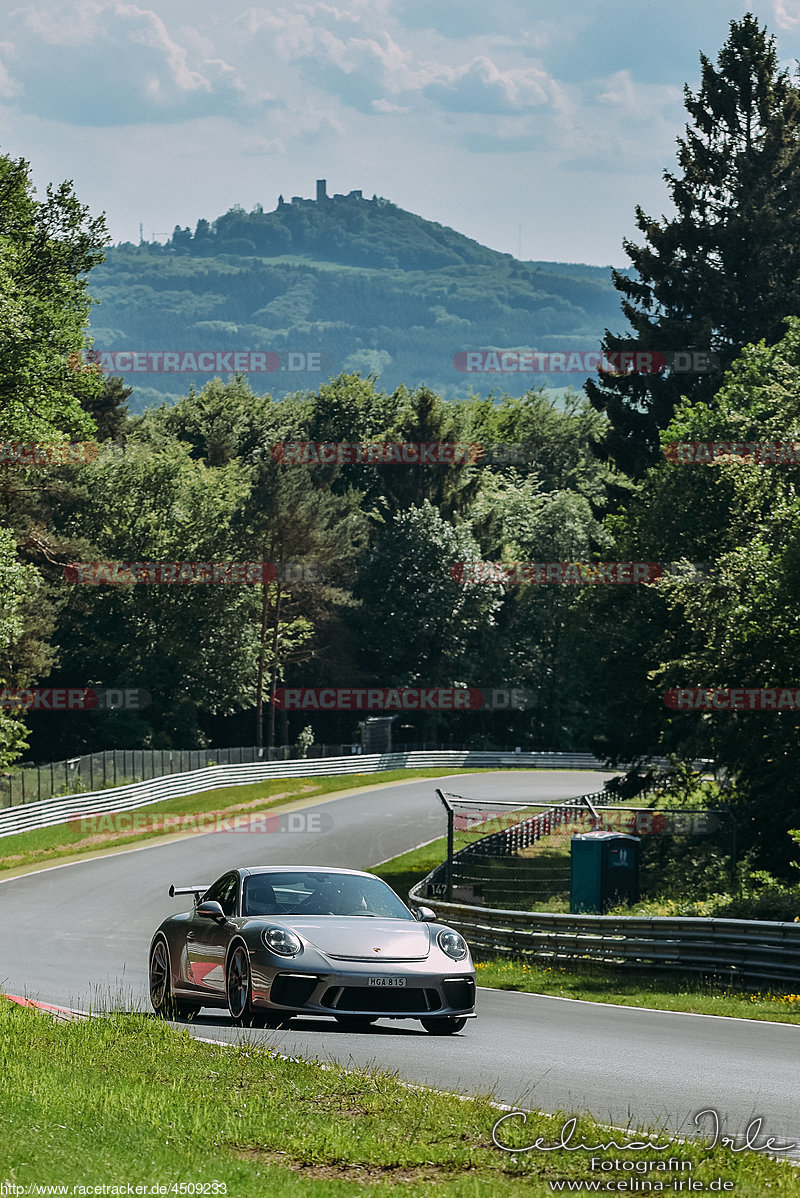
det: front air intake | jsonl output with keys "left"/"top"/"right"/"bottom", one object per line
{"left": 321, "top": 986, "right": 442, "bottom": 1013}
{"left": 270, "top": 973, "right": 318, "bottom": 1006}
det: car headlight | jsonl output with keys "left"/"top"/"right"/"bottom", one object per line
{"left": 437, "top": 929, "right": 468, "bottom": 960}
{"left": 262, "top": 926, "right": 302, "bottom": 956}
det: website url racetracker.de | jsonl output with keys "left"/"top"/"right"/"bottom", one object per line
{"left": 0, "top": 1185, "right": 226, "bottom": 1195}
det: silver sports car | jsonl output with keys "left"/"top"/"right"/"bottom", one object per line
{"left": 149, "top": 865, "right": 476, "bottom": 1034}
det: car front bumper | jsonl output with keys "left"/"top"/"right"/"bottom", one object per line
{"left": 252, "top": 964, "right": 477, "bottom": 1018}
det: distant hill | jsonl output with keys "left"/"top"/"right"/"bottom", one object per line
{"left": 87, "top": 184, "right": 632, "bottom": 410}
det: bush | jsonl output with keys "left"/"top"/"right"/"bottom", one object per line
{"left": 612, "top": 868, "right": 800, "bottom": 922}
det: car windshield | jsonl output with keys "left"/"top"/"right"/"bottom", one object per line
{"left": 242, "top": 871, "right": 414, "bottom": 919}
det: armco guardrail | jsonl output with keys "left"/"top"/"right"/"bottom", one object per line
{"left": 6, "top": 743, "right": 666, "bottom": 808}
{"left": 406, "top": 894, "right": 800, "bottom": 987}
{"left": 0, "top": 746, "right": 619, "bottom": 809}
{"left": 0, "top": 750, "right": 617, "bottom": 839}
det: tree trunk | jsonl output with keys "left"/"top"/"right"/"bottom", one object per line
{"left": 254, "top": 580, "right": 270, "bottom": 749}
{"left": 267, "top": 586, "right": 282, "bottom": 748}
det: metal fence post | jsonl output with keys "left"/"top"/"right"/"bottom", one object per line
{"left": 727, "top": 807, "right": 737, "bottom": 885}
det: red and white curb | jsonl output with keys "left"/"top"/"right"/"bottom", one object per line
{"left": 2, "top": 993, "right": 89, "bottom": 1020}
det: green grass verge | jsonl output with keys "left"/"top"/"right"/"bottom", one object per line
{"left": 475, "top": 959, "right": 800, "bottom": 1024}
{"left": 1, "top": 1002, "right": 797, "bottom": 1195}
{"left": 0, "top": 769, "right": 494, "bottom": 876}
{"left": 372, "top": 837, "right": 449, "bottom": 905}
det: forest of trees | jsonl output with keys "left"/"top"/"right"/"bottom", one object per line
{"left": 2, "top": 15, "right": 800, "bottom": 879}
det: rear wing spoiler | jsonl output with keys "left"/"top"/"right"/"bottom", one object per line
{"left": 169, "top": 884, "right": 209, "bottom": 899}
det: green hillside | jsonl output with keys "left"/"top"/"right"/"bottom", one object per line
{"left": 88, "top": 188, "right": 631, "bottom": 409}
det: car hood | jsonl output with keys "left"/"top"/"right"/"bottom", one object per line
{"left": 282, "top": 916, "right": 432, "bottom": 961}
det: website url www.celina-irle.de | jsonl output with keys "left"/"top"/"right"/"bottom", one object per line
{"left": 548, "top": 1179, "right": 734, "bottom": 1192}
{"left": 0, "top": 1185, "right": 227, "bottom": 1195}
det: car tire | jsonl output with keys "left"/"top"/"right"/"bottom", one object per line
{"left": 226, "top": 942, "right": 259, "bottom": 1025}
{"left": 149, "top": 936, "right": 200, "bottom": 1019}
{"left": 420, "top": 1016, "right": 467, "bottom": 1035}
{"left": 335, "top": 1015, "right": 378, "bottom": 1031}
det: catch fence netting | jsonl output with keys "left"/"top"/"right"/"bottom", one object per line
{"left": 425, "top": 782, "right": 735, "bottom": 912}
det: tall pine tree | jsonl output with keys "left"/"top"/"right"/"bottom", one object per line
{"left": 587, "top": 13, "right": 800, "bottom": 481}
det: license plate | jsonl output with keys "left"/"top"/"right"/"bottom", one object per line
{"left": 367, "top": 976, "right": 406, "bottom": 987}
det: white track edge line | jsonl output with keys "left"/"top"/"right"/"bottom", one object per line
{"left": 476, "top": 984, "right": 800, "bottom": 1028}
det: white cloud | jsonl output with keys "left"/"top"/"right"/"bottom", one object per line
{"left": 422, "top": 56, "right": 564, "bottom": 114}
{"left": 371, "top": 97, "right": 409, "bottom": 113}
{"left": 597, "top": 70, "right": 682, "bottom": 122}
{"left": 551, "top": 73, "right": 682, "bottom": 173}
{"left": 235, "top": 8, "right": 317, "bottom": 57}
{"left": 116, "top": 5, "right": 210, "bottom": 96}
{"left": 0, "top": 42, "right": 22, "bottom": 100}
{"left": 12, "top": 1, "right": 106, "bottom": 47}
{"left": 773, "top": 1, "right": 800, "bottom": 31}
{"left": 5, "top": 1, "right": 246, "bottom": 123}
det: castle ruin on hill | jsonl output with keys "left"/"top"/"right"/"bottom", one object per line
{"left": 278, "top": 179, "right": 368, "bottom": 208}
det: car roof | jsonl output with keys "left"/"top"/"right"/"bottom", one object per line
{"left": 239, "top": 866, "right": 376, "bottom": 879}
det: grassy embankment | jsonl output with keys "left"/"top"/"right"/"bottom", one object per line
{"left": 1, "top": 1001, "right": 797, "bottom": 1196}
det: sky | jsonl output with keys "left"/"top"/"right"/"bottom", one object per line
{"left": 2, "top": 2, "right": 800, "bottom": 266}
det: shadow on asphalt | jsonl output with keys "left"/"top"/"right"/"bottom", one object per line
{"left": 180, "top": 1013, "right": 433, "bottom": 1037}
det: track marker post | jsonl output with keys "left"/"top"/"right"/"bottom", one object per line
{"left": 435, "top": 788, "right": 455, "bottom": 901}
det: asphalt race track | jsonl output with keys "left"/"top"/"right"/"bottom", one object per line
{"left": 1, "top": 770, "right": 798, "bottom": 1151}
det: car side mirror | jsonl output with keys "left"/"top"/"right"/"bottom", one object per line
{"left": 197, "top": 900, "right": 226, "bottom": 921}
{"left": 415, "top": 906, "right": 437, "bottom": 922}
